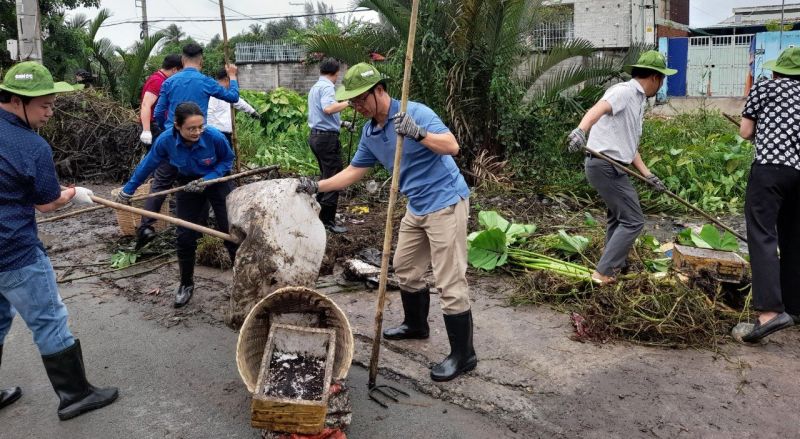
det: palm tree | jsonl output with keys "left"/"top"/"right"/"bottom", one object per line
{"left": 248, "top": 24, "right": 264, "bottom": 37}
{"left": 118, "top": 32, "right": 166, "bottom": 108}
{"left": 163, "top": 24, "right": 185, "bottom": 45}
{"left": 304, "top": 0, "right": 644, "bottom": 159}
{"left": 85, "top": 9, "right": 120, "bottom": 96}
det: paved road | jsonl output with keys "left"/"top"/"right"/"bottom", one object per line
{"left": 0, "top": 282, "right": 518, "bottom": 439}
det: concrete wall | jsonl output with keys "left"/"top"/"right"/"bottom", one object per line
{"left": 236, "top": 62, "right": 342, "bottom": 93}
{"left": 650, "top": 97, "right": 746, "bottom": 116}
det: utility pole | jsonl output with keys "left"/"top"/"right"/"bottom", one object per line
{"left": 14, "top": 0, "right": 43, "bottom": 63}
{"left": 218, "top": 0, "right": 241, "bottom": 172}
{"left": 136, "top": 0, "right": 149, "bottom": 39}
{"left": 779, "top": 0, "right": 786, "bottom": 49}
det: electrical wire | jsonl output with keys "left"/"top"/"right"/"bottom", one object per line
{"left": 99, "top": 7, "right": 369, "bottom": 28}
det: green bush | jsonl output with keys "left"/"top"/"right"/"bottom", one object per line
{"left": 236, "top": 88, "right": 317, "bottom": 175}
{"left": 638, "top": 110, "right": 752, "bottom": 213}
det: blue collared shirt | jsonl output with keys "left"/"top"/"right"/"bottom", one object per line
{"left": 153, "top": 67, "right": 239, "bottom": 129}
{"left": 0, "top": 108, "right": 61, "bottom": 272}
{"left": 307, "top": 76, "right": 341, "bottom": 132}
{"left": 123, "top": 126, "right": 235, "bottom": 195}
{"left": 350, "top": 99, "right": 470, "bottom": 215}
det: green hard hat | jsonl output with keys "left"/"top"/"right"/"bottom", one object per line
{"left": 763, "top": 47, "right": 800, "bottom": 76}
{"left": 624, "top": 50, "right": 678, "bottom": 76}
{"left": 335, "top": 63, "right": 385, "bottom": 101}
{"left": 0, "top": 61, "right": 74, "bottom": 97}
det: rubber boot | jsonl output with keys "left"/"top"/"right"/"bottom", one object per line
{"left": 174, "top": 257, "right": 195, "bottom": 309}
{"left": 41, "top": 340, "right": 118, "bottom": 420}
{"left": 0, "top": 345, "right": 22, "bottom": 410}
{"left": 383, "top": 289, "right": 430, "bottom": 340}
{"left": 320, "top": 204, "right": 347, "bottom": 234}
{"left": 430, "top": 310, "right": 478, "bottom": 382}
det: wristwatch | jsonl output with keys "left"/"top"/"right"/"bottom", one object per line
{"left": 415, "top": 127, "right": 427, "bottom": 142}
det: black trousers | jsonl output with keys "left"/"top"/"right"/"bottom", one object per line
{"left": 139, "top": 124, "right": 178, "bottom": 230}
{"left": 308, "top": 131, "right": 343, "bottom": 208}
{"left": 174, "top": 177, "right": 238, "bottom": 266}
{"left": 745, "top": 164, "right": 800, "bottom": 313}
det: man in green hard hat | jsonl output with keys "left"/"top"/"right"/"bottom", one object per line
{"left": 0, "top": 61, "right": 119, "bottom": 419}
{"left": 296, "top": 63, "right": 477, "bottom": 382}
{"left": 737, "top": 47, "right": 800, "bottom": 342}
{"left": 566, "top": 50, "right": 677, "bottom": 285}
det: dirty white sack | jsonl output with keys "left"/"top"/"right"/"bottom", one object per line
{"left": 225, "top": 179, "right": 326, "bottom": 328}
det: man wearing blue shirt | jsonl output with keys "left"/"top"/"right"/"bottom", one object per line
{"left": 135, "top": 43, "right": 239, "bottom": 250}
{"left": 297, "top": 63, "right": 476, "bottom": 382}
{"left": 0, "top": 62, "right": 118, "bottom": 420}
{"left": 307, "top": 58, "right": 352, "bottom": 233}
{"left": 119, "top": 102, "right": 237, "bottom": 308}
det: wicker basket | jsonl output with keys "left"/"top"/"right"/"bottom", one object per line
{"left": 111, "top": 182, "right": 171, "bottom": 236}
{"left": 237, "top": 286, "right": 354, "bottom": 394}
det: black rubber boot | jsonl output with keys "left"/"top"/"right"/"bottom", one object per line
{"left": 134, "top": 226, "right": 156, "bottom": 251}
{"left": 383, "top": 289, "right": 430, "bottom": 340}
{"left": 174, "top": 257, "right": 195, "bottom": 309}
{"left": 41, "top": 340, "right": 118, "bottom": 420}
{"left": 320, "top": 205, "right": 347, "bottom": 234}
{"left": 0, "top": 345, "right": 22, "bottom": 410}
{"left": 430, "top": 310, "right": 478, "bottom": 382}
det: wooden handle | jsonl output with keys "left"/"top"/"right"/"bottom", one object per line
{"left": 369, "top": 0, "right": 421, "bottom": 390}
{"left": 81, "top": 192, "right": 240, "bottom": 243}
{"left": 39, "top": 165, "right": 278, "bottom": 224}
{"left": 582, "top": 146, "right": 746, "bottom": 242}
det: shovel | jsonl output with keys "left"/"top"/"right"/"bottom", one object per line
{"left": 367, "top": 0, "right": 422, "bottom": 409}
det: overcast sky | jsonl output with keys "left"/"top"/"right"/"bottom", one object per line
{"left": 72, "top": 0, "right": 792, "bottom": 48}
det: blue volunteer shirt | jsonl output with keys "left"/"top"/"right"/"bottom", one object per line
{"left": 123, "top": 126, "right": 235, "bottom": 195}
{"left": 153, "top": 67, "right": 239, "bottom": 129}
{"left": 307, "top": 76, "right": 341, "bottom": 132}
{"left": 350, "top": 99, "right": 470, "bottom": 215}
{"left": 0, "top": 108, "right": 61, "bottom": 272}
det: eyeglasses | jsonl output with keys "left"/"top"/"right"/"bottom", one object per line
{"left": 351, "top": 91, "right": 373, "bottom": 106}
{"left": 181, "top": 124, "right": 206, "bottom": 134}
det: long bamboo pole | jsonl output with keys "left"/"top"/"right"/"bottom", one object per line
{"left": 368, "top": 0, "right": 421, "bottom": 390}
{"left": 218, "top": 0, "right": 240, "bottom": 173}
{"left": 582, "top": 145, "right": 746, "bottom": 242}
{"left": 38, "top": 165, "right": 278, "bottom": 224}
{"left": 88, "top": 193, "right": 239, "bottom": 243}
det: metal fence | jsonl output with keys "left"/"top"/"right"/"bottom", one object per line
{"left": 530, "top": 19, "right": 575, "bottom": 50}
{"left": 235, "top": 41, "right": 306, "bottom": 63}
{"left": 686, "top": 34, "right": 753, "bottom": 97}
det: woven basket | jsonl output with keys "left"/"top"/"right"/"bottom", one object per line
{"left": 111, "top": 182, "right": 170, "bottom": 236}
{"left": 236, "top": 286, "right": 354, "bottom": 394}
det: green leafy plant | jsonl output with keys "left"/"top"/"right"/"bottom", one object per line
{"left": 677, "top": 225, "right": 739, "bottom": 252}
{"left": 584, "top": 212, "right": 598, "bottom": 227}
{"left": 110, "top": 251, "right": 137, "bottom": 269}
{"left": 553, "top": 230, "right": 589, "bottom": 256}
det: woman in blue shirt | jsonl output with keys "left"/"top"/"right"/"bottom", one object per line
{"left": 118, "top": 102, "right": 238, "bottom": 308}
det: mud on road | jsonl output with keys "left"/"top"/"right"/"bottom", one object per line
{"left": 37, "top": 184, "right": 800, "bottom": 438}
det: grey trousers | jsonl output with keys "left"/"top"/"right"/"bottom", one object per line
{"left": 585, "top": 157, "right": 645, "bottom": 276}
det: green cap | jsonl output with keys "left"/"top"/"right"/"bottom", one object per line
{"left": 623, "top": 50, "right": 678, "bottom": 76}
{"left": 0, "top": 61, "right": 74, "bottom": 97}
{"left": 335, "top": 63, "right": 385, "bottom": 101}
{"left": 763, "top": 47, "right": 800, "bottom": 76}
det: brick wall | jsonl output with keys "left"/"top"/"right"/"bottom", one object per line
{"left": 235, "top": 62, "right": 345, "bottom": 93}
{"left": 666, "top": 0, "right": 689, "bottom": 25}
{"left": 657, "top": 25, "right": 689, "bottom": 39}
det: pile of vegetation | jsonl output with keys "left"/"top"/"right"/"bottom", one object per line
{"left": 468, "top": 211, "right": 750, "bottom": 348}
{"left": 41, "top": 89, "right": 143, "bottom": 181}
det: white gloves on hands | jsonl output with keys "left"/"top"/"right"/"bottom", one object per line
{"left": 72, "top": 187, "right": 94, "bottom": 206}
{"left": 140, "top": 130, "right": 153, "bottom": 145}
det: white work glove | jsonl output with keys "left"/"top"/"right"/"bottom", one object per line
{"left": 566, "top": 128, "right": 586, "bottom": 153}
{"left": 392, "top": 112, "right": 426, "bottom": 141}
{"left": 115, "top": 190, "right": 133, "bottom": 205}
{"left": 140, "top": 130, "right": 153, "bottom": 145}
{"left": 72, "top": 187, "right": 94, "bottom": 206}
{"left": 340, "top": 120, "right": 355, "bottom": 132}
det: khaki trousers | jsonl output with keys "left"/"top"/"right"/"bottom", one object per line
{"left": 392, "top": 198, "right": 470, "bottom": 315}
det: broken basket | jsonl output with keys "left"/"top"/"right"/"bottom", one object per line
{"left": 251, "top": 324, "right": 336, "bottom": 433}
{"left": 236, "top": 286, "right": 354, "bottom": 394}
{"left": 111, "top": 182, "right": 170, "bottom": 236}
